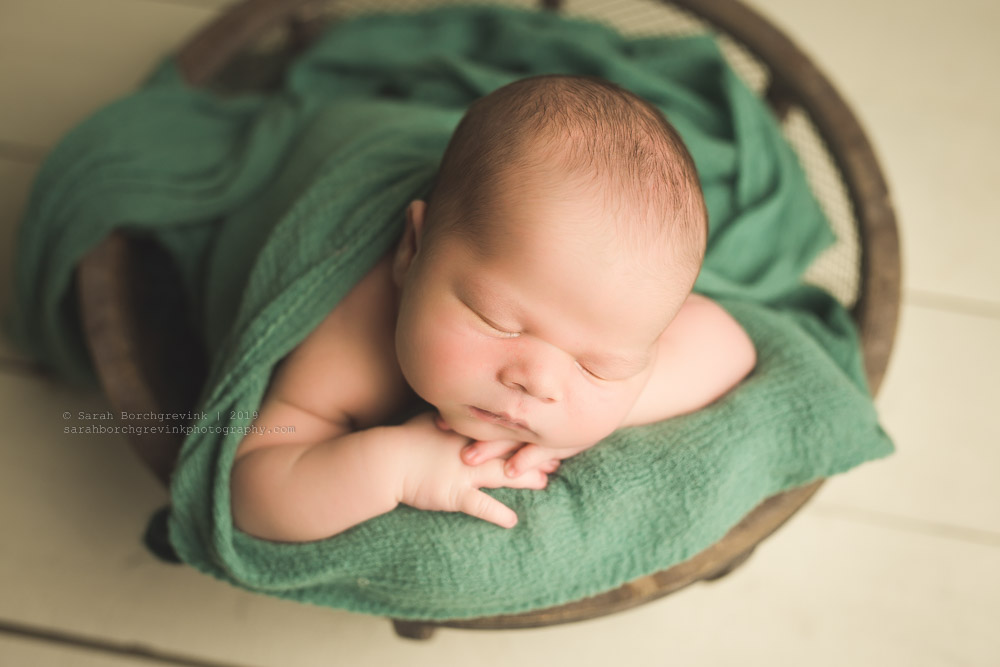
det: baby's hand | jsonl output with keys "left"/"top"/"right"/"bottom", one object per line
{"left": 461, "top": 440, "right": 588, "bottom": 478}
{"left": 432, "top": 417, "right": 551, "bottom": 474}
{"left": 392, "top": 413, "right": 549, "bottom": 529}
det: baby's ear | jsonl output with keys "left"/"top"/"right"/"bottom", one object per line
{"left": 392, "top": 200, "right": 427, "bottom": 286}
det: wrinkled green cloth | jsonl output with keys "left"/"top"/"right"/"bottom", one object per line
{"left": 5, "top": 5, "right": 892, "bottom": 620}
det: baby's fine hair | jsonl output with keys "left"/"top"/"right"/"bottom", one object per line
{"left": 425, "top": 74, "right": 708, "bottom": 273}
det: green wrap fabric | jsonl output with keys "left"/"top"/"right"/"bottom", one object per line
{"left": 5, "top": 5, "right": 893, "bottom": 620}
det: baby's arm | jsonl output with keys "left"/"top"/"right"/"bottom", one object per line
{"left": 231, "top": 405, "right": 398, "bottom": 542}
{"left": 232, "top": 409, "right": 546, "bottom": 542}
{"left": 230, "top": 305, "right": 547, "bottom": 543}
{"left": 622, "top": 293, "right": 756, "bottom": 427}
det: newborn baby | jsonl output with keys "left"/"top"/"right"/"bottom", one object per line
{"left": 231, "top": 75, "right": 757, "bottom": 542}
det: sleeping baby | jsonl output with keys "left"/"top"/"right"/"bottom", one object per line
{"left": 230, "top": 74, "right": 757, "bottom": 542}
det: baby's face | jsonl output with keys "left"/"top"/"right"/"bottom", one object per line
{"left": 393, "top": 190, "right": 688, "bottom": 451}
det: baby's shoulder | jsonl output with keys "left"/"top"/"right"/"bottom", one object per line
{"left": 266, "top": 252, "right": 411, "bottom": 431}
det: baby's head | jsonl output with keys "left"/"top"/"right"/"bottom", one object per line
{"left": 393, "top": 75, "right": 707, "bottom": 450}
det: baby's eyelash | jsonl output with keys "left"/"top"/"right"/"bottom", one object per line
{"left": 472, "top": 308, "right": 611, "bottom": 380}
{"left": 576, "top": 362, "right": 607, "bottom": 381}
{"left": 479, "top": 315, "right": 520, "bottom": 338}
{"left": 490, "top": 325, "right": 520, "bottom": 339}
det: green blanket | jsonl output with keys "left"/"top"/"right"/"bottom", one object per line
{"left": 5, "top": 5, "right": 893, "bottom": 620}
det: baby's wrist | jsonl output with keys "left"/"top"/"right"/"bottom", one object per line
{"left": 356, "top": 425, "right": 409, "bottom": 508}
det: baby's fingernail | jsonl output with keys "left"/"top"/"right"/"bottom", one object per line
{"left": 464, "top": 448, "right": 479, "bottom": 463}
{"left": 505, "top": 462, "right": 517, "bottom": 477}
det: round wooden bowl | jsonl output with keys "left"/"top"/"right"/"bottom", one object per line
{"left": 77, "top": 0, "right": 901, "bottom": 640}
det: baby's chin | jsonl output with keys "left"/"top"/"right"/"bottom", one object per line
{"left": 440, "top": 408, "right": 535, "bottom": 443}
{"left": 452, "top": 419, "right": 522, "bottom": 443}
{"left": 437, "top": 404, "right": 605, "bottom": 450}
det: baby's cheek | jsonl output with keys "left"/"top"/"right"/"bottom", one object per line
{"left": 558, "top": 386, "right": 629, "bottom": 444}
{"left": 413, "top": 318, "right": 480, "bottom": 393}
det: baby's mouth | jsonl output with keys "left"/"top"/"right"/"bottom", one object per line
{"left": 468, "top": 406, "right": 534, "bottom": 435}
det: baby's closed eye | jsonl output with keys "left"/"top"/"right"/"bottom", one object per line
{"left": 479, "top": 314, "right": 521, "bottom": 339}
{"left": 575, "top": 361, "right": 609, "bottom": 381}
{"left": 460, "top": 292, "right": 647, "bottom": 382}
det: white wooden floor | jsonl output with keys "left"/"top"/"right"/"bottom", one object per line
{"left": 2, "top": 1, "right": 998, "bottom": 665}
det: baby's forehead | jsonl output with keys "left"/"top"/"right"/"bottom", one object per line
{"left": 459, "top": 250, "right": 687, "bottom": 363}
{"left": 446, "top": 156, "right": 699, "bottom": 280}
{"left": 474, "top": 180, "right": 670, "bottom": 259}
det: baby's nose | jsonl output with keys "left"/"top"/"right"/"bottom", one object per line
{"left": 505, "top": 379, "right": 559, "bottom": 403}
{"left": 498, "top": 359, "right": 564, "bottom": 404}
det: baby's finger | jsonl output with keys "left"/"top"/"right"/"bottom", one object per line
{"left": 461, "top": 439, "right": 523, "bottom": 465}
{"left": 539, "top": 459, "right": 561, "bottom": 474}
{"left": 503, "top": 443, "right": 551, "bottom": 478}
{"left": 474, "top": 460, "right": 547, "bottom": 490}
{"left": 458, "top": 489, "right": 518, "bottom": 529}
{"left": 506, "top": 469, "right": 548, "bottom": 490}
